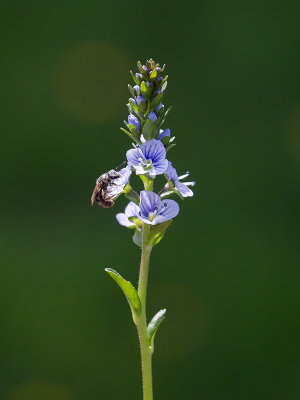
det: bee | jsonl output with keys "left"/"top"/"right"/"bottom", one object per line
{"left": 91, "top": 169, "right": 121, "bottom": 208}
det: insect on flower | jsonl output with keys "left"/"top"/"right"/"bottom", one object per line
{"left": 91, "top": 169, "right": 122, "bottom": 208}
{"left": 91, "top": 163, "right": 131, "bottom": 208}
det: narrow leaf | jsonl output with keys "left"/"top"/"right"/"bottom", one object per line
{"left": 128, "top": 84, "right": 135, "bottom": 97}
{"left": 105, "top": 268, "right": 141, "bottom": 315}
{"left": 161, "top": 81, "right": 168, "bottom": 92}
{"left": 142, "top": 119, "right": 157, "bottom": 140}
{"left": 147, "top": 309, "right": 167, "bottom": 347}
{"left": 165, "top": 143, "right": 176, "bottom": 152}
{"left": 150, "top": 92, "right": 164, "bottom": 111}
{"left": 130, "top": 70, "right": 138, "bottom": 84}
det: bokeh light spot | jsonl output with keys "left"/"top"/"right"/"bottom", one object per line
{"left": 5, "top": 381, "right": 76, "bottom": 400}
{"left": 53, "top": 42, "right": 130, "bottom": 123}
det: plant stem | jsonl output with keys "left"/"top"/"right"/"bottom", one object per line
{"left": 136, "top": 223, "right": 153, "bottom": 400}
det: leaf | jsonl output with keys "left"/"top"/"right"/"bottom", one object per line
{"left": 142, "top": 119, "right": 157, "bottom": 140}
{"left": 130, "top": 70, "right": 138, "bottom": 84}
{"left": 149, "top": 69, "right": 157, "bottom": 82}
{"left": 161, "top": 81, "right": 168, "bottom": 92}
{"left": 132, "top": 228, "right": 142, "bottom": 247}
{"left": 150, "top": 220, "right": 173, "bottom": 246}
{"left": 141, "top": 81, "right": 151, "bottom": 98}
{"left": 165, "top": 143, "right": 176, "bottom": 152}
{"left": 129, "top": 99, "right": 139, "bottom": 114}
{"left": 147, "top": 309, "right": 167, "bottom": 348}
{"left": 128, "top": 84, "right": 135, "bottom": 97}
{"left": 105, "top": 268, "right": 141, "bottom": 315}
{"left": 120, "top": 127, "right": 136, "bottom": 141}
{"left": 150, "top": 92, "right": 164, "bottom": 111}
{"left": 129, "top": 123, "right": 138, "bottom": 133}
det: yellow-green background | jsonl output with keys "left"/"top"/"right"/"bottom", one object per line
{"left": 1, "top": 1, "right": 299, "bottom": 399}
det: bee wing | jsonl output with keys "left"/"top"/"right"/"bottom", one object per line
{"left": 91, "top": 184, "right": 100, "bottom": 205}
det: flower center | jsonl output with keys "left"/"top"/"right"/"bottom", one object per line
{"left": 148, "top": 206, "right": 159, "bottom": 222}
{"left": 133, "top": 144, "right": 153, "bottom": 171}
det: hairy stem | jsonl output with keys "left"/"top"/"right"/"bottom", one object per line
{"left": 136, "top": 223, "right": 153, "bottom": 400}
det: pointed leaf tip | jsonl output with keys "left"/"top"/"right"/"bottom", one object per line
{"left": 147, "top": 308, "right": 167, "bottom": 348}
{"left": 105, "top": 268, "right": 141, "bottom": 315}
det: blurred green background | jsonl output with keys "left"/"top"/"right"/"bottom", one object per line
{"left": 0, "top": 1, "right": 299, "bottom": 399}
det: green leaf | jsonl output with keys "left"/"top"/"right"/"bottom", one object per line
{"left": 150, "top": 220, "right": 173, "bottom": 246}
{"left": 132, "top": 228, "right": 142, "bottom": 247}
{"left": 141, "top": 81, "right": 151, "bottom": 98}
{"left": 142, "top": 119, "right": 157, "bottom": 140}
{"left": 157, "top": 75, "right": 168, "bottom": 90}
{"left": 165, "top": 143, "right": 176, "bottom": 152}
{"left": 130, "top": 70, "right": 138, "bottom": 84}
{"left": 105, "top": 268, "right": 141, "bottom": 315}
{"left": 120, "top": 127, "right": 137, "bottom": 142}
{"left": 150, "top": 92, "right": 164, "bottom": 111}
{"left": 161, "top": 135, "right": 170, "bottom": 146}
{"left": 147, "top": 309, "right": 167, "bottom": 349}
{"left": 129, "top": 123, "right": 138, "bottom": 133}
{"left": 129, "top": 99, "right": 139, "bottom": 114}
{"left": 128, "top": 84, "right": 135, "bottom": 97}
{"left": 149, "top": 69, "right": 157, "bottom": 82}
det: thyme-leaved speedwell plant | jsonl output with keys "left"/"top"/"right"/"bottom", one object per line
{"left": 91, "top": 59, "right": 195, "bottom": 400}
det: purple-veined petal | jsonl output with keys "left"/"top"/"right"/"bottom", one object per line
{"left": 141, "top": 139, "right": 166, "bottom": 163}
{"left": 140, "top": 191, "right": 161, "bottom": 218}
{"left": 153, "top": 199, "right": 179, "bottom": 224}
{"left": 116, "top": 213, "right": 136, "bottom": 227}
{"left": 165, "top": 161, "right": 178, "bottom": 182}
{"left": 125, "top": 201, "right": 140, "bottom": 217}
{"left": 116, "top": 201, "right": 140, "bottom": 227}
{"left": 126, "top": 148, "right": 140, "bottom": 167}
{"left": 151, "top": 159, "right": 168, "bottom": 177}
{"left": 175, "top": 181, "right": 194, "bottom": 197}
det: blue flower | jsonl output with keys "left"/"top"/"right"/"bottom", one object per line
{"left": 158, "top": 128, "right": 170, "bottom": 141}
{"left": 126, "top": 139, "right": 168, "bottom": 177}
{"left": 147, "top": 112, "right": 157, "bottom": 122}
{"left": 165, "top": 161, "right": 195, "bottom": 197}
{"left": 137, "top": 95, "right": 146, "bottom": 105}
{"left": 138, "top": 190, "right": 179, "bottom": 225}
{"left": 128, "top": 114, "right": 141, "bottom": 131}
{"left": 116, "top": 201, "right": 140, "bottom": 227}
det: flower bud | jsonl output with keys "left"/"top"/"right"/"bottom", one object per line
{"left": 158, "top": 128, "right": 170, "bottom": 145}
{"left": 156, "top": 102, "right": 163, "bottom": 113}
{"left": 128, "top": 114, "right": 141, "bottom": 132}
{"left": 133, "top": 85, "right": 140, "bottom": 95}
{"left": 135, "top": 73, "right": 143, "bottom": 83}
{"left": 137, "top": 95, "right": 147, "bottom": 113}
{"left": 137, "top": 95, "right": 145, "bottom": 105}
{"left": 147, "top": 112, "right": 157, "bottom": 123}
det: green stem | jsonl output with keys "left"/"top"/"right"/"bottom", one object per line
{"left": 136, "top": 223, "right": 153, "bottom": 400}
